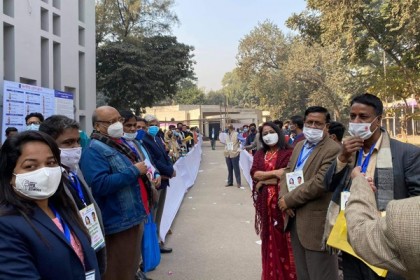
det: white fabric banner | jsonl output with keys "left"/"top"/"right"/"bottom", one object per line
{"left": 239, "top": 149, "right": 253, "bottom": 190}
{"left": 160, "top": 137, "right": 202, "bottom": 242}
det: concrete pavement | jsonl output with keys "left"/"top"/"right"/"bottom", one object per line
{"left": 148, "top": 141, "right": 261, "bottom": 280}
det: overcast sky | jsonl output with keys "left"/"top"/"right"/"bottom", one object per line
{"left": 172, "top": 0, "right": 307, "bottom": 91}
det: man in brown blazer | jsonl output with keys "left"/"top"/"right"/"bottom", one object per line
{"left": 279, "top": 106, "right": 341, "bottom": 280}
{"left": 346, "top": 167, "right": 420, "bottom": 280}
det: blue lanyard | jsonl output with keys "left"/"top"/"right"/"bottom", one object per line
{"left": 121, "top": 138, "right": 141, "bottom": 161}
{"left": 50, "top": 205, "right": 71, "bottom": 243}
{"left": 296, "top": 144, "right": 316, "bottom": 169}
{"left": 68, "top": 172, "right": 87, "bottom": 206}
{"left": 357, "top": 143, "right": 377, "bottom": 173}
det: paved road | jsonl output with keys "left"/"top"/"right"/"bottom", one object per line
{"left": 148, "top": 141, "right": 261, "bottom": 280}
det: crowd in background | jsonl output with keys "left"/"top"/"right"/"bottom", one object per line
{"left": 222, "top": 93, "right": 420, "bottom": 280}
{"left": 0, "top": 107, "right": 199, "bottom": 280}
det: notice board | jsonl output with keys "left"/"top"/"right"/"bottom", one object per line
{"left": 1, "top": 80, "right": 74, "bottom": 143}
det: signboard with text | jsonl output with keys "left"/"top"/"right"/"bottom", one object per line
{"left": 1, "top": 80, "right": 74, "bottom": 143}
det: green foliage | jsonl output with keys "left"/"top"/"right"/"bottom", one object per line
{"left": 203, "top": 90, "right": 226, "bottom": 105}
{"left": 288, "top": 0, "right": 420, "bottom": 99}
{"left": 95, "top": 0, "right": 195, "bottom": 112}
{"left": 96, "top": 0, "right": 179, "bottom": 45}
{"left": 174, "top": 79, "right": 205, "bottom": 105}
{"left": 232, "top": 21, "right": 365, "bottom": 120}
{"left": 97, "top": 37, "right": 194, "bottom": 114}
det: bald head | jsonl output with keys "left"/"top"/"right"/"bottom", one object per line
{"left": 93, "top": 106, "right": 122, "bottom": 135}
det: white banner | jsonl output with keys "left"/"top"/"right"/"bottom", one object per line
{"left": 160, "top": 137, "right": 202, "bottom": 242}
{"left": 239, "top": 149, "right": 253, "bottom": 190}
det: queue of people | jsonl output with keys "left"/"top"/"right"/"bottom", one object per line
{"left": 0, "top": 107, "right": 198, "bottom": 280}
{"left": 2, "top": 93, "right": 419, "bottom": 280}
{"left": 244, "top": 93, "right": 420, "bottom": 280}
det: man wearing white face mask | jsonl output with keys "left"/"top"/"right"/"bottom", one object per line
{"left": 80, "top": 106, "right": 149, "bottom": 280}
{"left": 324, "top": 93, "right": 420, "bottom": 280}
{"left": 278, "top": 106, "right": 341, "bottom": 280}
{"left": 39, "top": 115, "right": 107, "bottom": 276}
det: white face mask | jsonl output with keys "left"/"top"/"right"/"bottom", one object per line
{"left": 122, "top": 132, "right": 137, "bottom": 141}
{"left": 107, "top": 122, "right": 124, "bottom": 138}
{"left": 26, "top": 124, "right": 40, "bottom": 131}
{"left": 60, "top": 147, "right": 82, "bottom": 172}
{"left": 303, "top": 126, "right": 324, "bottom": 144}
{"left": 348, "top": 117, "right": 378, "bottom": 140}
{"left": 13, "top": 166, "right": 63, "bottom": 200}
{"left": 262, "top": 133, "right": 279, "bottom": 145}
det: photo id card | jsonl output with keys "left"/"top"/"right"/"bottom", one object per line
{"left": 85, "top": 270, "right": 95, "bottom": 280}
{"left": 80, "top": 204, "right": 105, "bottom": 251}
{"left": 340, "top": 191, "right": 350, "bottom": 210}
{"left": 286, "top": 170, "right": 304, "bottom": 192}
{"left": 226, "top": 142, "right": 234, "bottom": 151}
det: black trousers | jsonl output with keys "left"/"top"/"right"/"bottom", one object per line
{"left": 342, "top": 252, "right": 404, "bottom": 280}
{"left": 225, "top": 156, "right": 241, "bottom": 185}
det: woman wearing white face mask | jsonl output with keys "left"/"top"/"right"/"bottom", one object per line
{"left": 39, "top": 115, "right": 107, "bottom": 276}
{"left": 250, "top": 122, "right": 296, "bottom": 280}
{"left": 0, "top": 131, "right": 100, "bottom": 279}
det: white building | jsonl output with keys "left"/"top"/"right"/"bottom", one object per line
{"left": 144, "top": 104, "right": 270, "bottom": 137}
{"left": 0, "top": 0, "right": 96, "bottom": 132}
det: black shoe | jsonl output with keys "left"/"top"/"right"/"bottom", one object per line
{"left": 160, "top": 244, "right": 173, "bottom": 253}
{"left": 136, "top": 270, "right": 152, "bottom": 280}
{"left": 225, "top": 184, "right": 233, "bottom": 187}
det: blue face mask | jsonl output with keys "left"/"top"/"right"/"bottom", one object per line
{"left": 173, "top": 131, "right": 180, "bottom": 137}
{"left": 148, "top": 126, "right": 159, "bottom": 137}
{"left": 135, "top": 129, "right": 146, "bottom": 140}
{"left": 26, "top": 124, "right": 40, "bottom": 131}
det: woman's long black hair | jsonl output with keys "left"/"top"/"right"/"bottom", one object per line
{"left": 259, "top": 121, "right": 288, "bottom": 152}
{"left": 0, "top": 131, "right": 90, "bottom": 242}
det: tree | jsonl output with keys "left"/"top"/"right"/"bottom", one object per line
{"left": 221, "top": 69, "right": 258, "bottom": 108}
{"left": 204, "top": 90, "right": 226, "bottom": 105}
{"left": 236, "top": 21, "right": 290, "bottom": 115}
{"left": 174, "top": 79, "right": 205, "bottom": 105}
{"left": 287, "top": 0, "right": 420, "bottom": 99}
{"left": 96, "top": 0, "right": 179, "bottom": 45}
{"left": 97, "top": 36, "right": 195, "bottom": 114}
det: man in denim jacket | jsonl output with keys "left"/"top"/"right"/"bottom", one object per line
{"left": 80, "top": 106, "right": 148, "bottom": 280}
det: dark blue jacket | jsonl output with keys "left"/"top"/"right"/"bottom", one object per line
{"left": 0, "top": 206, "right": 100, "bottom": 279}
{"left": 142, "top": 134, "right": 174, "bottom": 188}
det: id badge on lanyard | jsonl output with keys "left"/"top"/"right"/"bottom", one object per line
{"left": 85, "top": 270, "right": 95, "bottom": 280}
{"left": 286, "top": 170, "right": 304, "bottom": 192}
{"left": 80, "top": 204, "right": 105, "bottom": 251}
{"left": 227, "top": 142, "right": 234, "bottom": 151}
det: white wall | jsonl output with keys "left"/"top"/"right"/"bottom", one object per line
{"left": 0, "top": 0, "right": 96, "bottom": 133}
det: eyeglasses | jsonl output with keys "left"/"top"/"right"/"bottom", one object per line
{"left": 96, "top": 117, "right": 125, "bottom": 126}
{"left": 304, "top": 121, "right": 326, "bottom": 129}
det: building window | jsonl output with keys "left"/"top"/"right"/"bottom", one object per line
{"left": 3, "top": 0, "right": 14, "bottom": 17}
{"left": 78, "top": 0, "right": 85, "bottom": 23}
{"left": 41, "top": 37, "right": 49, "bottom": 87}
{"left": 78, "top": 26, "right": 85, "bottom": 46}
{"left": 20, "top": 77, "right": 37, "bottom": 85}
{"left": 53, "top": 13, "right": 60, "bottom": 36}
{"left": 41, "top": 7, "right": 49, "bottom": 32}
{"left": 52, "top": 0, "right": 60, "bottom": 9}
{"left": 78, "top": 51, "right": 86, "bottom": 110}
{"left": 53, "top": 42, "right": 61, "bottom": 89}
{"left": 3, "top": 23, "right": 15, "bottom": 81}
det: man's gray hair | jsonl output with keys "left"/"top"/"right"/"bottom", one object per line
{"left": 144, "top": 114, "right": 158, "bottom": 123}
